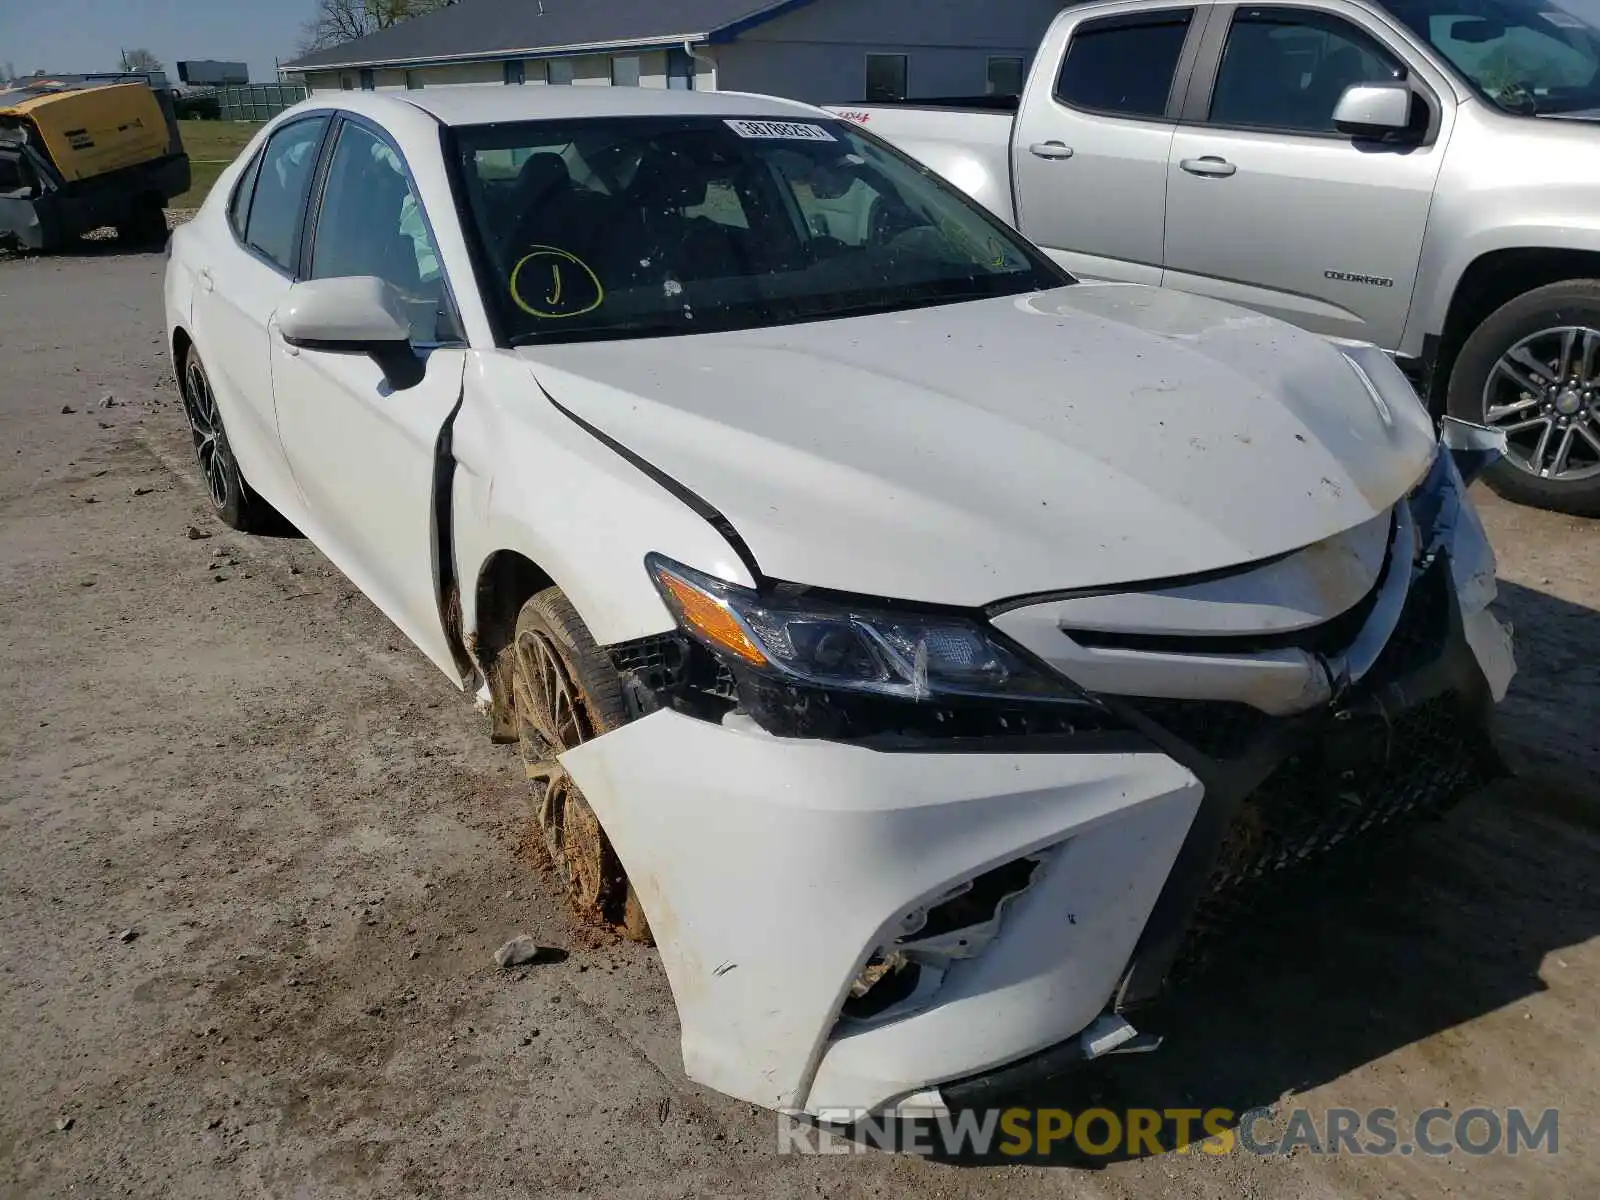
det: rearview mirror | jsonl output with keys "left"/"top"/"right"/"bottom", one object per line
{"left": 277, "top": 276, "right": 425, "bottom": 391}
{"left": 1449, "top": 17, "right": 1505, "bottom": 44}
{"left": 1333, "top": 83, "right": 1413, "bottom": 137}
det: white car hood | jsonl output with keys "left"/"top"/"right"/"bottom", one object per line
{"left": 519, "top": 283, "right": 1437, "bottom": 606}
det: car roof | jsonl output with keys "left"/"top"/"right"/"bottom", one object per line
{"left": 372, "top": 84, "right": 827, "bottom": 127}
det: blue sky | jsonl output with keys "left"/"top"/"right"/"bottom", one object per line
{"left": 1, "top": 0, "right": 317, "bottom": 83}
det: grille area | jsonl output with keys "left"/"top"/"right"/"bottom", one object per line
{"left": 1168, "top": 692, "right": 1491, "bottom": 981}
{"left": 1131, "top": 559, "right": 1494, "bottom": 989}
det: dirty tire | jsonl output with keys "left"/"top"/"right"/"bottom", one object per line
{"left": 179, "top": 347, "right": 279, "bottom": 533}
{"left": 1447, "top": 280, "right": 1600, "bottom": 518}
{"left": 510, "top": 587, "right": 653, "bottom": 944}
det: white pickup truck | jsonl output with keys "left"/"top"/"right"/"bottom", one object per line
{"left": 831, "top": 0, "right": 1600, "bottom": 516}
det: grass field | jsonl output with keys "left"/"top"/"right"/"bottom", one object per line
{"left": 172, "top": 120, "right": 264, "bottom": 210}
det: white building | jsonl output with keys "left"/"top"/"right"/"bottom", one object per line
{"left": 285, "top": 0, "right": 1068, "bottom": 106}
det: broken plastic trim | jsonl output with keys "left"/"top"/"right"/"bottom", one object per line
{"left": 840, "top": 852, "right": 1053, "bottom": 1025}
{"left": 1440, "top": 416, "right": 1506, "bottom": 487}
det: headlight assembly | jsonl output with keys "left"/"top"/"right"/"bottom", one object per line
{"left": 648, "top": 554, "right": 1081, "bottom": 704}
{"left": 634, "top": 555, "right": 1126, "bottom": 747}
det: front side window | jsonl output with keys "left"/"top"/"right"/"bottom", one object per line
{"left": 1056, "top": 12, "right": 1194, "bottom": 117}
{"left": 1377, "top": 0, "right": 1600, "bottom": 114}
{"left": 866, "top": 54, "right": 908, "bottom": 102}
{"left": 453, "top": 115, "right": 1068, "bottom": 346}
{"left": 245, "top": 116, "right": 328, "bottom": 272}
{"left": 310, "top": 121, "right": 450, "bottom": 344}
{"left": 1210, "top": 10, "right": 1406, "bottom": 132}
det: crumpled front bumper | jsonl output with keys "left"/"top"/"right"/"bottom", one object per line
{"left": 563, "top": 442, "right": 1514, "bottom": 1117}
{"left": 564, "top": 722, "right": 1203, "bottom": 1114}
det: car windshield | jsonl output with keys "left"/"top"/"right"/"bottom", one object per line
{"left": 451, "top": 115, "right": 1067, "bottom": 345}
{"left": 1378, "top": 0, "right": 1600, "bottom": 114}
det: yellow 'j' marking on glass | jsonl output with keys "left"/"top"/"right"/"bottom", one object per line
{"left": 510, "top": 246, "right": 605, "bottom": 319}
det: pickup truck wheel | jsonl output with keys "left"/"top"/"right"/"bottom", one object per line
{"left": 179, "top": 348, "right": 279, "bottom": 533}
{"left": 510, "top": 588, "right": 652, "bottom": 944}
{"left": 1448, "top": 280, "right": 1600, "bottom": 517}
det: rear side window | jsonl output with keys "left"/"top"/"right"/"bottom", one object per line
{"left": 244, "top": 116, "right": 329, "bottom": 272}
{"left": 227, "top": 149, "right": 263, "bottom": 241}
{"left": 1056, "top": 12, "right": 1194, "bottom": 118}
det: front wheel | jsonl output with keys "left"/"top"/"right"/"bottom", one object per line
{"left": 510, "top": 587, "right": 651, "bottom": 943}
{"left": 1447, "top": 280, "right": 1600, "bottom": 517}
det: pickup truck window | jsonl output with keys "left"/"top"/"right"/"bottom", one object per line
{"left": 1209, "top": 10, "right": 1405, "bottom": 133}
{"left": 1377, "top": 0, "right": 1600, "bottom": 115}
{"left": 452, "top": 115, "right": 1067, "bottom": 346}
{"left": 1056, "top": 12, "right": 1194, "bottom": 118}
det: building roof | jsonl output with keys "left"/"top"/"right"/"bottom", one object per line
{"left": 284, "top": 0, "right": 817, "bottom": 72}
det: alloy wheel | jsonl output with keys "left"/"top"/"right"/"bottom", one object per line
{"left": 182, "top": 358, "right": 233, "bottom": 512}
{"left": 510, "top": 626, "right": 615, "bottom": 918}
{"left": 1482, "top": 325, "right": 1600, "bottom": 483}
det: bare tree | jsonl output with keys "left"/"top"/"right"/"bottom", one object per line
{"left": 120, "top": 48, "right": 164, "bottom": 75}
{"left": 298, "top": 0, "right": 455, "bottom": 54}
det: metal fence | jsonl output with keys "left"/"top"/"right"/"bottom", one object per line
{"left": 215, "top": 83, "right": 307, "bottom": 121}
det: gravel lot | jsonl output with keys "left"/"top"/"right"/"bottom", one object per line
{"left": 1, "top": 246, "right": 1597, "bottom": 1199}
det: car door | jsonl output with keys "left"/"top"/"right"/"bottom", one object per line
{"left": 1010, "top": 5, "right": 1207, "bottom": 284}
{"left": 189, "top": 114, "right": 330, "bottom": 523}
{"left": 1162, "top": 2, "right": 1453, "bottom": 347}
{"left": 269, "top": 115, "right": 468, "bottom": 680}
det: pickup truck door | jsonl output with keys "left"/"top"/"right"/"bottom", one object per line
{"left": 1161, "top": 1, "right": 1453, "bottom": 348}
{"left": 269, "top": 115, "right": 468, "bottom": 680}
{"left": 1010, "top": 5, "right": 1210, "bottom": 284}
{"left": 188, "top": 114, "right": 330, "bottom": 526}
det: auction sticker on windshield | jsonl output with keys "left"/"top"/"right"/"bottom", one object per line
{"left": 725, "top": 119, "right": 837, "bottom": 141}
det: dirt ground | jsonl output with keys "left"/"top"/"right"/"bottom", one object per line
{"left": 1, "top": 246, "right": 1596, "bottom": 1200}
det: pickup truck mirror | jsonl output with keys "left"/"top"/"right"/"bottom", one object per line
{"left": 1333, "top": 83, "right": 1413, "bottom": 137}
{"left": 276, "top": 275, "right": 426, "bottom": 391}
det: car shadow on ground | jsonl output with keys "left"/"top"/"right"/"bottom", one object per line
{"left": 0, "top": 235, "right": 168, "bottom": 261}
{"left": 878, "top": 580, "right": 1600, "bottom": 1168}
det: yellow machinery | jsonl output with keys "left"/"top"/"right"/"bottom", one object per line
{"left": 0, "top": 77, "right": 190, "bottom": 250}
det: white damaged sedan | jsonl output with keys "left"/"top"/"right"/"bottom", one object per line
{"left": 164, "top": 86, "right": 1516, "bottom": 1119}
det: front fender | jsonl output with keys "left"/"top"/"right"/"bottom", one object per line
{"left": 452, "top": 352, "right": 757, "bottom": 650}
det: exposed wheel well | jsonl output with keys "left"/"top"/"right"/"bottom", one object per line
{"left": 472, "top": 550, "right": 556, "bottom": 738}
{"left": 1432, "top": 248, "right": 1600, "bottom": 410}
{"left": 172, "top": 326, "right": 192, "bottom": 376}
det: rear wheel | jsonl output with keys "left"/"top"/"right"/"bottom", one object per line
{"left": 510, "top": 587, "right": 651, "bottom": 943}
{"left": 1447, "top": 280, "right": 1600, "bottom": 517}
{"left": 179, "top": 348, "right": 279, "bottom": 532}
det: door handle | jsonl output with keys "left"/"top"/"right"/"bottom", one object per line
{"left": 196, "top": 267, "right": 215, "bottom": 292}
{"left": 1179, "top": 156, "right": 1237, "bottom": 178}
{"left": 1029, "top": 141, "right": 1075, "bottom": 160}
